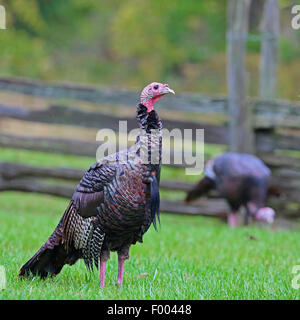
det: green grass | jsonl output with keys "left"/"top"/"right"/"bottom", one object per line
{"left": 0, "top": 147, "right": 94, "bottom": 170}
{"left": 1, "top": 191, "right": 300, "bottom": 300}
{"left": 1, "top": 147, "right": 300, "bottom": 299}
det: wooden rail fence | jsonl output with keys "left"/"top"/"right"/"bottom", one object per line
{"left": 0, "top": 77, "right": 300, "bottom": 218}
{"left": 0, "top": 162, "right": 227, "bottom": 218}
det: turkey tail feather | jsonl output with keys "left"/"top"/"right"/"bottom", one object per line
{"left": 62, "top": 201, "right": 105, "bottom": 271}
{"left": 150, "top": 175, "right": 160, "bottom": 231}
{"left": 83, "top": 224, "right": 104, "bottom": 270}
{"left": 19, "top": 219, "right": 80, "bottom": 278}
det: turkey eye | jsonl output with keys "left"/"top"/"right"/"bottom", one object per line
{"left": 153, "top": 85, "right": 159, "bottom": 90}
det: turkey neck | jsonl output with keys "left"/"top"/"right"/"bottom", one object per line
{"left": 135, "top": 103, "right": 162, "bottom": 170}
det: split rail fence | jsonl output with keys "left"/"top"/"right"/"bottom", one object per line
{"left": 0, "top": 77, "right": 300, "bottom": 218}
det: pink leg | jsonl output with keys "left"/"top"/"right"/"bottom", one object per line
{"left": 100, "top": 260, "right": 106, "bottom": 288}
{"left": 228, "top": 213, "right": 238, "bottom": 228}
{"left": 116, "top": 256, "right": 125, "bottom": 286}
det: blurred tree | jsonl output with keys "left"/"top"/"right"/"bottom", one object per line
{"left": 5, "top": 0, "right": 46, "bottom": 34}
{"left": 0, "top": 0, "right": 298, "bottom": 99}
{"left": 109, "top": 0, "right": 226, "bottom": 83}
{"left": 260, "top": 0, "right": 279, "bottom": 99}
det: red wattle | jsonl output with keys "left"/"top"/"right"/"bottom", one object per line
{"left": 147, "top": 103, "right": 153, "bottom": 113}
{"left": 147, "top": 95, "right": 164, "bottom": 113}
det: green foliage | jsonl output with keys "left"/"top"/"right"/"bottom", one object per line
{"left": 0, "top": 1, "right": 227, "bottom": 87}
{"left": 0, "top": 1, "right": 299, "bottom": 98}
{"left": 110, "top": 1, "right": 226, "bottom": 80}
{"left": 278, "top": 0, "right": 296, "bottom": 9}
{"left": 7, "top": 0, "right": 46, "bottom": 34}
{"left": 279, "top": 38, "right": 300, "bottom": 64}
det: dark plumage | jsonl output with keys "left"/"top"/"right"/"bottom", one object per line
{"left": 19, "top": 82, "right": 175, "bottom": 287}
{"left": 185, "top": 152, "right": 276, "bottom": 227}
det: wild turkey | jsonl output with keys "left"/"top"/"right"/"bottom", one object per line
{"left": 185, "top": 152, "right": 276, "bottom": 227}
{"left": 19, "top": 82, "right": 175, "bottom": 287}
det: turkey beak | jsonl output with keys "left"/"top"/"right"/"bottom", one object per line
{"left": 162, "top": 87, "right": 175, "bottom": 95}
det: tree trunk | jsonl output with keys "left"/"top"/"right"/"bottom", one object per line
{"left": 260, "top": 0, "right": 279, "bottom": 99}
{"left": 227, "top": 0, "right": 254, "bottom": 153}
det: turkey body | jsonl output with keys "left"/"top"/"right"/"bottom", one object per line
{"left": 91, "top": 160, "right": 157, "bottom": 255}
{"left": 186, "top": 152, "right": 275, "bottom": 227}
{"left": 210, "top": 152, "right": 270, "bottom": 211}
{"left": 19, "top": 103, "right": 162, "bottom": 285}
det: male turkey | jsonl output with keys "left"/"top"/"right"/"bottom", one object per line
{"left": 19, "top": 82, "right": 175, "bottom": 287}
{"left": 185, "top": 152, "right": 276, "bottom": 227}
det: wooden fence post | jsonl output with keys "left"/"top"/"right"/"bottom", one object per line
{"left": 227, "top": 0, "right": 255, "bottom": 154}
{"left": 260, "top": 0, "right": 279, "bottom": 99}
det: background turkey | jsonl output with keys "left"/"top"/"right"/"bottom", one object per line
{"left": 185, "top": 152, "right": 277, "bottom": 228}
{"left": 19, "top": 82, "right": 175, "bottom": 288}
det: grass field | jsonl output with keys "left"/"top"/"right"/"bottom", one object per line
{"left": 1, "top": 148, "right": 300, "bottom": 300}
{"left": 1, "top": 191, "right": 300, "bottom": 300}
